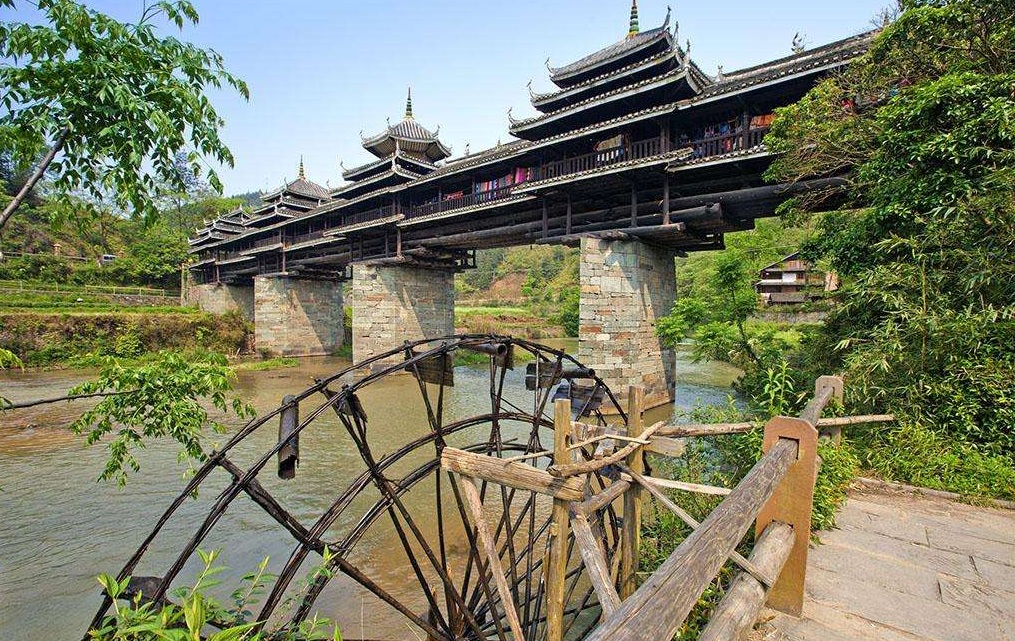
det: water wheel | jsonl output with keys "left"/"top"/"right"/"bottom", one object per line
{"left": 86, "top": 335, "right": 630, "bottom": 641}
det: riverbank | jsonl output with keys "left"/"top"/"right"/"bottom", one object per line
{"left": 0, "top": 310, "right": 250, "bottom": 366}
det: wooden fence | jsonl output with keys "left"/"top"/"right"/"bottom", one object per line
{"left": 440, "top": 374, "right": 850, "bottom": 641}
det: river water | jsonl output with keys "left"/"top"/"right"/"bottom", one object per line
{"left": 0, "top": 343, "right": 739, "bottom": 640}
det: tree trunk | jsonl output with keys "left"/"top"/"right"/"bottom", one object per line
{"left": 0, "top": 127, "right": 69, "bottom": 231}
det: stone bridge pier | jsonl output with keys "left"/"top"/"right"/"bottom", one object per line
{"left": 351, "top": 263, "right": 455, "bottom": 369}
{"left": 578, "top": 237, "right": 677, "bottom": 410}
{"left": 186, "top": 282, "right": 255, "bottom": 321}
{"left": 252, "top": 275, "right": 344, "bottom": 357}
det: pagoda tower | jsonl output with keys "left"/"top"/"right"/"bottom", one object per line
{"left": 336, "top": 89, "right": 451, "bottom": 201}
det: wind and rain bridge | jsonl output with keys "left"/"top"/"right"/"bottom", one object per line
{"left": 188, "top": 3, "right": 870, "bottom": 409}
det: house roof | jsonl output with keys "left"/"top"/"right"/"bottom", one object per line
{"left": 548, "top": 8, "right": 672, "bottom": 85}
{"left": 360, "top": 90, "right": 452, "bottom": 162}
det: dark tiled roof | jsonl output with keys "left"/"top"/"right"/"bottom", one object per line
{"left": 283, "top": 177, "right": 331, "bottom": 200}
{"left": 700, "top": 31, "right": 876, "bottom": 98}
{"left": 549, "top": 23, "right": 671, "bottom": 81}
{"left": 342, "top": 151, "right": 437, "bottom": 181}
{"left": 361, "top": 117, "right": 453, "bottom": 162}
{"left": 392, "top": 140, "right": 533, "bottom": 189}
{"left": 532, "top": 49, "right": 679, "bottom": 107}
{"left": 510, "top": 68, "right": 690, "bottom": 132}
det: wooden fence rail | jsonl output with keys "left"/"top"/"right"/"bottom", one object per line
{"left": 440, "top": 374, "right": 854, "bottom": 641}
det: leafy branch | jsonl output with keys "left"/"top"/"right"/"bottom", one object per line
{"left": 68, "top": 350, "right": 256, "bottom": 485}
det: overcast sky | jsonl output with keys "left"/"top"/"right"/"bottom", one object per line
{"left": 7, "top": 0, "right": 892, "bottom": 195}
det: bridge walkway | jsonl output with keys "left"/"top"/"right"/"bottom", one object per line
{"left": 759, "top": 488, "right": 1015, "bottom": 641}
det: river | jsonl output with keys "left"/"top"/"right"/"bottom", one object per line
{"left": 0, "top": 343, "right": 740, "bottom": 640}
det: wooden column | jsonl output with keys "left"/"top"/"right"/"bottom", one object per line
{"left": 619, "top": 386, "right": 644, "bottom": 598}
{"left": 630, "top": 185, "right": 638, "bottom": 227}
{"left": 663, "top": 177, "right": 671, "bottom": 225}
{"left": 755, "top": 417, "right": 819, "bottom": 616}
{"left": 542, "top": 197, "right": 549, "bottom": 239}
{"left": 565, "top": 194, "right": 573, "bottom": 236}
{"left": 546, "top": 398, "right": 572, "bottom": 641}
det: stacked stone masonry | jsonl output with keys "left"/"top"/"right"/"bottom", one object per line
{"left": 187, "top": 282, "right": 254, "bottom": 321}
{"left": 351, "top": 264, "right": 455, "bottom": 369}
{"left": 578, "top": 237, "right": 677, "bottom": 410}
{"left": 253, "top": 276, "right": 344, "bottom": 357}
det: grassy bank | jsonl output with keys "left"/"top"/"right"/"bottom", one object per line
{"left": 455, "top": 305, "right": 565, "bottom": 339}
{"left": 0, "top": 310, "right": 250, "bottom": 367}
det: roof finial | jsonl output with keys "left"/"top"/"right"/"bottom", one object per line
{"left": 791, "top": 32, "right": 806, "bottom": 54}
{"left": 298, "top": 156, "right": 305, "bottom": 180}
{"left": 405, "top": 87, "right": 414, "bottom": 120}
{"left": 627, "top": 0, "right": 640, "bottom": 38}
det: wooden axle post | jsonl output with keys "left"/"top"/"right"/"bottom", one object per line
{"left": 755, "top": 417, "right": 819, "bottom": 616}
{"left": 619, "top": 385, "right": 644, "bottom": 599}
{"left": 545, "top": 398, "right": 572, "bottom": 641}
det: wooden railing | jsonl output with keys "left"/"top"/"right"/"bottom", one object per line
{"left": 440, "top": 373, "right": 848, "bottom": 641}
{"left": 406, "top": 185, "right": 516, "bottom": 220}
{"left": 304, "top": 130, "right": 770, "bottom": 230}
{"left": 539, "top": 138, "right": 665, "bottom": 181}
{"left": 688, "top": 127, "right": 769, "bottom": 160}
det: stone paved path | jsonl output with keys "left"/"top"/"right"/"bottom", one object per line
{"left": 758, "top": 489, "right": 1015, "bottom": 641}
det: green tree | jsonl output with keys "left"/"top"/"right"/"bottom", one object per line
{"left": 765, "top": 0, "right": 1015, "bottom": 454}
{"left": 0, "top": 0, "right": 248, "bottom": 230}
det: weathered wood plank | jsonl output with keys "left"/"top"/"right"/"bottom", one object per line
{"left": 576, "top": 479, "right": 632, "bottom": 516}
{"left": 571, "top": 511, "right": 621, "bottom": 616}
{"left": 545, "top": 399, "right": 572, "bottom": 641}
{"left": 653, "top": 413, "right": 892, "bottom": 439}
{"left": 697, "top": 521, "right": 794, "bottom": 641}
{"left": 585, "top": 438, "right": 797, "bottom": 641}
{"left": 644, "top": 435, "right": 686, "bottom": 457}
{"left": 439, "top": 447, "right": 584, "bottom": 501}
{"left": 626, "top": 474, "right": 731, "bottom": 497}
{"left": 619, "top": 386, "right": 644, "bottom": 600}
{"left": 623, "top": 464, "right": 772, "bottom": 586}
{"left": 756, "top": 418, "right": 819, "bottom": 617}
{"left": 458, "top": 476, "right": 526, "bottom": 641}
{"left": 547, "top": 420, "right": 665, "bottom": 478}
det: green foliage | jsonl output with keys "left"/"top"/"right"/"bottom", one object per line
{"left": 0, "top": 310, "right": 249, "bottom": 366}
{"left": 851, "top": 421, "right": 1015, "bottom": 500}
{"left": 766, "top": 0, "right": 1015, "bottom": 456}
{"left": 90, "top": 549, "right": 343, "bottom": 641}
{"left": 230, "top": 357, "right": 299, "bottom": 372}
{"left": 0, "top": 0, "right": 248, "bottom": 228}
{"left": 0, "top": 346, "right": 24, "bottom": 410}
{"left": 68, "top": 350, "right": 255, "bottom": 485}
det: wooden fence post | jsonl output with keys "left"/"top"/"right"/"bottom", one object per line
{"left": 755, "top": 417, "right": 818, "bottom": 616}
{"left": 620, "top": 385, "right": 644, "bottom": 599}
{"left": 814, "top": 375, "right": 844, "bottom": 443}
{"left": 546, "top": 398, "right": 572, "bottom": 641}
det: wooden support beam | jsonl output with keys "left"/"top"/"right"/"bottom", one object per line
{"left": 571, "top": 511, "right": 621, "bottom": 616}
{"left": 547, "top": 420, "right": 664, "bottom": 478}
{"left": 575, "top": 479, "right": 632, "bottom": 516}
{"left": 663, "top": 177, "right": 671, "bottom": 225}
{"left": 440, "top": 448, "right": 584, "bottom": 501}
{"left": 546, "top": 398, "right": 572, "bottom": 641}
{"left": 459, "top": 476, "right": 526, "bottom": 641}
{"left": 584, "top": 438, "right": 798, "bottom": 641}
{"left": 630, "top": 185, "right": 638, "bottom": 227}
{"left": 619, "top": 386, "right": 644, "bottom": 599}
{"left": 644, "top": 435, "right": 685, "bottom": 457}
{"left": 622, "top": 473, "right": 731, "bottom": 497}
{"left": 697, "top": 522, "right": 795, "bottom": 641}
{"left": 623, "top": 464, "right": 774, "bottom": 588}
{"left": 756, "top": 417, "right": 819, "bottom": 617}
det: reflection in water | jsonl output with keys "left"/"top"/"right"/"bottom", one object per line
{"left": 0, "top": 350, "right": 738, "bottom": 641}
